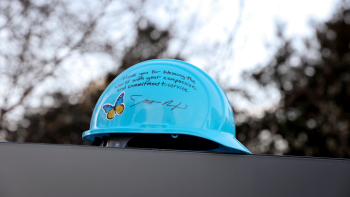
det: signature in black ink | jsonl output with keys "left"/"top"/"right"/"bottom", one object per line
{"left": 130, "top": 99, "right": 161, "bottom": 107}
{"left": 130, "top": 95, "right": 187, "bottom": 110}
{"left": 162, "top": 100, "right": 187, "bottom": 110}
{"left": 130, "top": 95, "right": 142, "bottom": 101}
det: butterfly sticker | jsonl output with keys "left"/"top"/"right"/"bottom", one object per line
{"left": 102, "top": 92, "right": 125, "bottom": 120}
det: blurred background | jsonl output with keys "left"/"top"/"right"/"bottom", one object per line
{"left": 1, "top": 0, "right": 350, "bottom": 158}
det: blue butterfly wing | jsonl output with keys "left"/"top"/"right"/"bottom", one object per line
{"left": 114, "top": 92, "right": 125, "bottom": 106}
{"left": 103, "top": 104, "right": 114, "bottom": 114}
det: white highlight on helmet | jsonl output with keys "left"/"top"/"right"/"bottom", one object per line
{"left": 171, "top": 134, "right": 179, "bottom": 138}
{"left": 114, "top": 142, "right": 121, "bottom": 147}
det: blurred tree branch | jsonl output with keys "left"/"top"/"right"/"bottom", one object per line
{"left": 6, "top": 20, "right": 182, "bottom": 144}
{"left": 238, "top": 2, "right": 350, "bottom": 158}
{"left": 0, "top": 0, "right": 116, "bottom": 130}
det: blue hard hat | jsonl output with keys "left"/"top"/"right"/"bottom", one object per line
{"left": 83, "top": 59, "right": 251, "bottom": 154}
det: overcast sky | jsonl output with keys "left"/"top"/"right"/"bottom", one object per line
{"left": 80, "top": 0, "right": 337, "bottom": 112}
{"left": 181, "top": 0, "right": 338, "bottom": 114}
{"left": 11, "top": 0, "right": 338, "bottom": 120}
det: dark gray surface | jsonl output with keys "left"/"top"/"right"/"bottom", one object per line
{"left": 0, "top": 142, "right": 349, "bottom": 197}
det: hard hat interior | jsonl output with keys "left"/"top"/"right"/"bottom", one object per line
{"left": 126, "top": 134, "right": 220, "bottom": 151}
{"left": 93, "top": 133, "right": 220, "bottom": 152}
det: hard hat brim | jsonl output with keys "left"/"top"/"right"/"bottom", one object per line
{"left": 83, "top": 128, "right": 251, "bottom": 154}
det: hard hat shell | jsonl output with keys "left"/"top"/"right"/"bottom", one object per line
{"left": 83, "top": 59, "right": 251, "bottom": 154}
